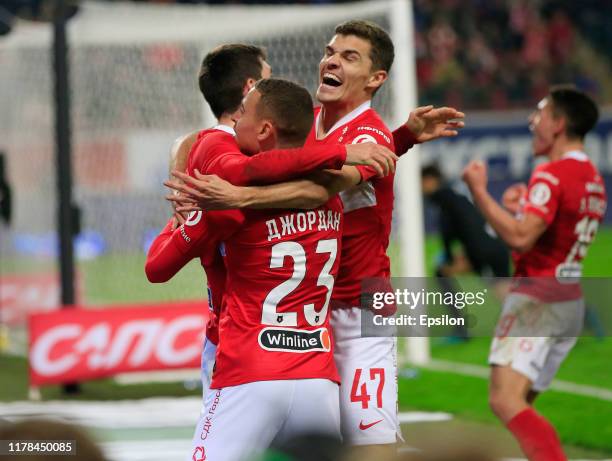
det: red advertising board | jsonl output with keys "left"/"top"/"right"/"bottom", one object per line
{"left": 28, "top": 301, "right": 208, "bottom": 386}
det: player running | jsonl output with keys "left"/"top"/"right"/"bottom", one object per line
{"left": 169, "top": 20, "right": 464, "bottom": 453}
{"left": 462, "top": 85, "right": 606, "bottom": 461}
{"left": 149, "top": 78, "right": 348, "bottom": 461}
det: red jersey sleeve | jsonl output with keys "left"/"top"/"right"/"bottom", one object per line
{"left": 145, "top": 219, "right": 189, "bottom": 283}
{"left": 203, "top": 251, "right": 227, "bottom": 345}
{"left": 522, "top": 165, "right": 562, "bottom": 226}
{"left": 392, "top": 124, "right": 419, "bottom": 156}
{"left": 345, "top": 124, "right": 396, "bottom": 183}
{"left": 207, "top": 145, "right": 347, "bottom": 185}
{"left": 145, "top": 211, "right": 242, "bottom": 283}
{"left": 191, "top": 131, "right": 347, "bottom": 186}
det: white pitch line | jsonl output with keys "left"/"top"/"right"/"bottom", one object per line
{"left": 398, "top": 411, "right": 452, "bottom": 423}
{"left": 0, "top": 397, "right": 202, "bottom": 429}
{"left": 0, "top": 400, "right": 453, "bottom": 430}
{"left": 101, "top": 439, "right": 190, "bottom": 461}
{"left": 421, "top": 359, "right": 612, "bottom": 402}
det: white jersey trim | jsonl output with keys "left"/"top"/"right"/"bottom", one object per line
{"left": 340, "top": 180, "right": 377, "bottom": 213}
{"left": 562, "top": 150, "right": 588, "bottom": 162}
{"left": 315, "top": 101, "right": 372, "bottom": 140}
{"left": 213, "top": 124, "right": 236, "bottom": 137}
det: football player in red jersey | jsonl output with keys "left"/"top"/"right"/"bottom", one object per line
{"left": 150, "top": 78, "right": 348, "bottom": 461}
{"left": 164, "top": 44, "right": 270, "bottom": 401}
{"left": 165, "top": 43, "right": 396, "bottom": 387}
{"left": 150, "top": 44, "right": 396, "bottom": 461}
{"left": 168, "top": 21, "right": 464, "bottom": 455}
{"left": 462, "top": 86, "right": 606, "bottom": 461}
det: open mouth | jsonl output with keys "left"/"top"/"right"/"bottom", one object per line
{"left": 321, "top": 72, "right": 343, "bottom": 88}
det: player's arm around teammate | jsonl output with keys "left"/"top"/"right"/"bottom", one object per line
{"left": 167, "top": 104, "right": 464, "bottom": 212}
{"left": 166, "top": 137, "right": 397, "bottom": 211}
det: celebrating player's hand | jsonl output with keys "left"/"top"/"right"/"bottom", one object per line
{"left": 462, "top": 160, "right": 488, "bottom": 192}
{"left": 502, "top": 183, "right": 528, "bottom": 215}
{"left": 405, "top": 105, "right": 465, "bottom": 143}
{"left": 169, "top": 189, "right": 187, "bottom": 229}
{"left": 165, "top": 170, "right": 243, "bottom": 211}
{"left": 344, "top": 143, "right": 398, "bottom": 177}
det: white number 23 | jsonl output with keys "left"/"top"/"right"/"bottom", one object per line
{"left": 262, "top": 239, "right": 337, "bottom": 327}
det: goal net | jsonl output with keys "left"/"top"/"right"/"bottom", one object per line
{"left": 0, "top": 0, "right": 426, "bottom": 361}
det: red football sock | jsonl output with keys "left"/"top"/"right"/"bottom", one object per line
{"left": 506, "top": 408, "right": 567, "bottom": 461}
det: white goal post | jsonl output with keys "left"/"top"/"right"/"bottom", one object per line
{"left": 390, "top": 0, "right": 431, "bottom": 365}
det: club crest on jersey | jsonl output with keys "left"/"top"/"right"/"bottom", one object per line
{"left": 529, "top": 182, "right": 551, "bottom": 206}
{"left": 258, "top": 327, "right": 331, "bottom": 353}
{"left": 351, "top": 134, "right": 377, "bottom": 144}
{"left": 185, "top": 210, "right": 203, "bottom": 226}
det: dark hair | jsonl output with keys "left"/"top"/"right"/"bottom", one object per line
{"left": 549, "top": 85, "right": 599, "bottom": 140}
{"left": 421, "top": 164, "right": 443, "bottom": 180}
{"left": 198, "top": 44, "right": 266, "bottom": 119}
{"left": 334, "top": 20, "right": 394, "bottom": 73}
{"left": 254, "top": 78, "right": 314, "bottom": 147}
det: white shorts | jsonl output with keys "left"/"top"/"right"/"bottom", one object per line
{"left": 331, "top": 307, "right": 402, "bottom": 446}
{"left": 489, "top": 293, "right": 584, "bottom": 392}
{"left": 200, "top": 338, "right": 217, "bottom": 399}
{"left": 187, "top": 379, "right": 340, "bottom": 461}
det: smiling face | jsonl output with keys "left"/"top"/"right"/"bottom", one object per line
{"left": 528, "top": 97, "right": 563, "bottom": 157}
{"left": 316, "top": 34, "right": 386, "bottom": 109}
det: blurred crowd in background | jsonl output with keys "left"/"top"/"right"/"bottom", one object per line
{"left": 412, "top": 0, "right": 611, "bottom": 110}
{"left": 124, "top": 0, "right": 612, "bottom": 110}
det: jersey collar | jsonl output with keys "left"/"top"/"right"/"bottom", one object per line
{"left": 316, "top": 100, "right": 372, "bottom": 140}
{"left": 562, "top": 150, "right": 588, "bottom": 162}
{"left": 213, "top": 124, "right": 236, "bottom": 137}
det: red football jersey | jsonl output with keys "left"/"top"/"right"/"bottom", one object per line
{"left": 512, "top": 151, "right": 607, "bottom": 301}
{"left": 306, "top": 103, "right": 395, "bottom": 308}
{"left": 147, "top": 198, "right": 343, "bottom": 388}
{"left": 177, "top": 125, "right": 346, "bottom": 344}
{"left": 212, "top": 200, "right": 343, "bottom": 388}
{"left": 187, "top": 124, "right": 347, "bottom": 348}
{"left": 152, "top": 125, "right": 346, "bottom": 387}
{"left": 145, "top": 209, "right": 237, "bottom": 346}
{"left": 187, "top": 125, "right": 347, "bottom": 186}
